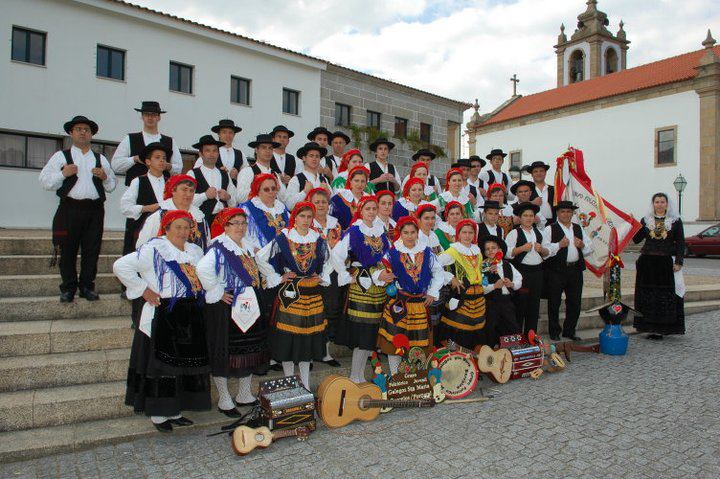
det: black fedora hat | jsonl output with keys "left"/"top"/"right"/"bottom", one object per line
{"left": 479, "top": 200, "right": 502, "bottom": 210}
{"left": 134, "top": 101, "right": 166, "bottom": 114}
{"left": 63, "top": 115, "right": 98, "bottom": 135}
{"left": 451, "top": 158, "right": 471, "bottom": 169}
{"left": 248, "top": 133, "right": 281, "bottom": 149}
{"left": 211, "top": 119, "right": 241, "bottom": 133}
{"left": 512, "top": 201, "right": 540, "bottom": 216}
{"left": 510, "top": 180, "right": 535, "bottom": 195}
{"left": 468, "top": 155, "right": 487, "bottom": 168}
{"left": 480, "top": 235, "right": 507, "bottom": 257}
{"left": 140, "top": 142, "right": 172, "bottom": 161}
{"left": 331, "top": 130, "right": 351, "bottom": 144}
{"left": 485, "top": 148, "right": 507, "bottom": 160}
{"left": 271, "top": 125, "right": 295, "bottom": 138}
{"left": 522, "top": 161, "right": 550, "bottom": 173}
{"left": 192, "top": 134, "right": 225, "bottom": 150}
{"left": 306, "top": 126, "right": 332, "bottom": 141}
{"left": 412, "top": 148, "right": 436, "bottom": 161}
{"left": 369, "top": 137, "right": 395, "bottom": 151}
{"left": 553, "top": 200, "right": 579, "bottom": 211}
{"left": 297, "top": 142, "right": 328, "bottom": 159}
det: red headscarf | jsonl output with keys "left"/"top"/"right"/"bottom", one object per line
{"left": 157, "top": 210, "right": 194, "bottom": 236}
{"left": 351, "top": 195, "right": 379, "bottom": 224}
{"left": 442, "top": 200, "right": 464, "bottom": 221}
{"left": 444, "top": 168, "right": 464, "bottom": 191}
{"left": 346, "top": 165, "right": 370, "bottom": 189}
{"left": 305, "top": 187, "right": 331, "bottom": 202}
{"left": 415, "top": 203, "right": 436, "bottom": 219}
{"left": 339, "top": 149, "right": 363, "bottom": 173}
{"left": 403, "top": 177, "right": 425, "bottom": 199}
{"left": 210, "top": 207, "right": 246, "bottom": 239}
{"left": 394, "top": 215, "right": 419, "bottom": 241}
{"left": 288, "top": 201, "right": 316, "bottom": 229}
{"left": 409, "top": 162, "right": 429, "bottom": 179}
{"left": 249, "top": 173, "right": 279, "bottom": 199}
{"left": 163, "top": 174, "right": 197, "bottom": 200}
{"left": 486, "top": 183, "right": 507, "bottom": 200}
{"left": 376, "top": 189, "right": 396, "bottom": 202}
{"left": 455, "top": 218, "right": 478, "bottom": 244}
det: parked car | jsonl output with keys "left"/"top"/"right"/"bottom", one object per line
{"left": 685, "top": 223, "right": 720, "bottom": 257}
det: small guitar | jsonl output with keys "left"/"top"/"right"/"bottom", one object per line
{"left": 446, "top": 340, "right": 512, "bottom": 384}
{"left": 317, "top": 375, "right": 435, "bottom": 429}
{"left": 231, "top": 425, "right": 310, "bottom": 456}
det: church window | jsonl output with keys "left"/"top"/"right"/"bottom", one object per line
{"left": 605, "top": 48, "right": 619, "bottom": 74}
{"left": 569, "top": 50, "right": 585, "bottom": 83}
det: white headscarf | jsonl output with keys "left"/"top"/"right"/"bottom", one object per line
{"left": 643, "top": 192, "right": 680, "bottom": 230}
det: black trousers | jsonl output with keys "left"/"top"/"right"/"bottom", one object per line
{"left": 487, "top": 294, "right": 520, "bottom": 346}
{"left": 122, "top": 218, "right": 137, "bottom": 256}
{"left": 57, "top": 199, "right": 104, "bottom": 293}
{"left": 546, "top": 265, "right": 584, "bottom": 337}
{"left": 513, "top": 264, "right": 543, "bottom": 334}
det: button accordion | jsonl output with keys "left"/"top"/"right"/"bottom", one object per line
{"left": 498, "top": 334, "right": 544, "bottom": 380}
{"left": 258, "top": 375, "right": 316, "bottom": 431}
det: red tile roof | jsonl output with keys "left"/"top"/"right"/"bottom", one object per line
{"left": 482, "top": 46, "right": 720, "bottom": 126}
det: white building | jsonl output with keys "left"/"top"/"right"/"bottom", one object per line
{"left": 466, "top": 1, "right": 720, "bottom": 234}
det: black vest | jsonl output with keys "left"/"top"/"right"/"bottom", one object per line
{"left": 369, "top": 161, "right": 397, "bottom": 193}
{"left": 125, "top": 132, "right": 173, "bottom": 186}
{"left": 217, "top": 148, "right": 244, "bottom": 170}
{"left": 477, "top": 222, "right": 504, "bottom": 244}
{"left": 544, "top": 222, "right": 586, "bottom": 272}
{"left": 468, "top": 185, "right": 478, "bottom": 201}
{"left": 192, "top": 167, "right": 230, "bottom": 218}
{"left": 486, "top": 170, "right": 509, "bottom": 187}
{"left": 530, "top": 185, "right": 556, "bottom": 220}
{"left": 485, "top": 261, "right": 514, "bottom": 300}
{"left": 296, "top": 172, "right": 330, "bottom": 192}
{"left": 324, "top": 155, "right": 338, "bottom": 172}
{"left": 56, "top": 149, "right": 105, "bottom": 201}
{"left": 428, "top": 175, "right": 437, "bottom": 187}
{"left": 271, "top": 153, "right": 296, "bottom": 177}
{"left": 126, "top": 175, "right": 161, "bottom": 236}
{"left": 511, "top": 225, "right": 544, "bottom": 267}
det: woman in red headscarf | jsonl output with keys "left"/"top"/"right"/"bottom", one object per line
{"left": 402, "top": 161, "right": 438, "bottom": 202}
{"left": 375, "top": 190, "right": 397, "bottom": 240}
{"left": 392, "top": 177, "right": 431, "bottom": 221}
{"left": 239, "top": 173, "right": 289, "bottom": 249}
{"left": 113, "top": 210, "right": 210, "bottom": 432}
{"left": 196, "top": 208, "right": 267, "bottom": 416}
{"left": 330, "top": 149, "right": 375, "bottom": 194}
{"left": 434, "top": 201, "right": 464, "bottom": 250}
{"left": 255, "top": 202, "right": 333, "bottom": 389}
{"left": 432, "top": 168, "right": 477, "bottom": 221}
{"left": 330, "top": 165, "right": 370, "bottom": 230}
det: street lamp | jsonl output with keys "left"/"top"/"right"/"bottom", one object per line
{"left": 673, "top": 173, "right": 687, "bottom": 216}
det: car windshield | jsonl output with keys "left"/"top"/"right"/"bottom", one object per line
{"left": 702, "top": 225, "right": 720, "bottom": 236}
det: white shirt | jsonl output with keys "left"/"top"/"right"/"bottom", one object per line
{"left": 39, "top": 146, "right": 117, "bottom": 199}
{"left": 481, "top": 223, "right": 501, "bottom": 237}
{"left": 511, "top": 201, "right": 547, "bottom": 229}
{"left": 535, "top": 184, "right": 553, "bottom": 220}
{"left": 505, "top": 226, "right": 558, "bottom": 266}
{"left": 483, "top": 261, "right": 523, "bottom": 296}
{"left": 273, "top": 151, "right": 303, "bottom": 176}
{"left": 544, "top": 221, "right": 594, "bottom": 263}
{"left": 480, "top": 168, "right": 515, "bottom": 201}
{"left": 285, "top": 170, "right": 330, "bottom": 210}
{"left": 187, "top": 163, "right": 238, "bottom": 214}
{"left": 193, "top": 146, "right": 240, "bottom": 172}
{"left": 111, "top": 131, "right": 182, "bottom": 175}
{"left": 235, "top": 162, "right": 287, "bottom": 204}
{"left": 120, "top": 173, "right": 165, "bottom": 220}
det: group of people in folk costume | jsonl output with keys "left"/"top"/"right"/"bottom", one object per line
{"left": 40, "top": 103, "right": 687, "bottom": 432}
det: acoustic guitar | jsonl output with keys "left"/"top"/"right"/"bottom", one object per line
{"left": 317, "top": 375, "right": 435, "bottom": 429}
{"left": 231, "top": 425, "right": 310, "bottom": 456}
{"left": 446, "top": 340, "right": 512, "bottom": 384}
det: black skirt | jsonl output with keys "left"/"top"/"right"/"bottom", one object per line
{"left": 320, "top": 272, "right": 344, "bottom": 342}
{"left": 204, "top": 298, "right": 270, "bottom": 378}
{"left": 633, "top": 254, "right": 685, "bottom": 335}
{"left": 334, "top": 282, "right": 386, "bottom": 351}
{"left": 125, "top": 298, "right": 211, "bottom": 417}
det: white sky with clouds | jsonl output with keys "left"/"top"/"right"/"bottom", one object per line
{"left": 132, "top": 0, "right": 718, "bottom": 125}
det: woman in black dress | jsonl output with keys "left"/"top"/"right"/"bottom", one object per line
{"left": 633, "top": 192, "right": 685, "bottom": 339}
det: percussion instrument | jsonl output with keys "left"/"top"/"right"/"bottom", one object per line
{"left": 437, "top": 352, "right": 479, "bottom": 399}
{"left": 445, "top": 340, "right": 512, "bottom": 384}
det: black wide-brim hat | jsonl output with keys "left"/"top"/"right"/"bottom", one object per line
{"left": 193, "top": 134, "right": 225, "bottom": 150}
{"left": 369, "top": 137, "right": 395, "bottom": 151}
{"left": 553, "top": 200, "right": 579, "bottom": 211}
{"left": 451, "top": 158, "right": 471, "bottom": 168}
{"left": 211, "top": 119, "right": 241, "bottom": 133}
{"left": 140, "top": 142, "right": 172, "bottom": 161}
{"left": 134, "top": 101, "right": 166, "bottom": 114}
{"left": 480, "top": 235, "right": 507, "bottom": 256}
{"left": 307, "top": 126, "right": 332, "bottom": 141}
{"left": 248, "top": 133, "right": 281, "bottom": 149}
{"left": 468, "top": 155, "right": 487, "bottom": 168}
{"left": 510, "top": 180, "right": 535, "bottom": 195}
{"left": 272, "top": 125, "right": 295, "bottom": 138}
{"left": 331, "top": 130, "right": 351, "bottom": 144}
{"left": 523, "top": 161, "right": 550, "bottom": 173}
{"left": 412, "top": 148, "right": 436, "bottom": 161}
{"left": 63, "top": 115, "right": 98, "bottom": 135}
{"left": 479, "top": 200, "right": 502, "bottom": 210}
{"left": 486, "top": 148, "right": 507, "bottom": 160}
{"left": 297, "top": 142, "right": 328, "bottom": 159}
{"left": 512, "top": 201, "right": 540, "bottom": 216}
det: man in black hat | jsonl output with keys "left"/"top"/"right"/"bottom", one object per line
{"left": 325, "top": 130, "right": 351, "bottom": 179}
{"left": 368, "top": 138, "right": 400, "bottom": 193}
{"left": 193, "top": 119, "right": 244, "bottom": 186}
{"left": 510, "top": 180, "right": 546, "bottom": 228}
{"left": 40, "top": 115, "right": 117, "bottom": 303}
{"left": 236, "top": 134, "right": 286, "bottom": 203}
{"left": 467, "top": 155, "right": 486, "bottom": 200}
{"left": 187, "top": 135, "right": 237, "bottom": 226}
{"left": 543, "top": 201, "right": 593, "bottom": 340}
{"left": 479, "top": 148, "right": 515, "bottom": 201}
{"left": 286, "top": 142, "right": 332, "bottom": 210}
{"left": 523, "top": 161, "right": 555, "bottom": 223}
{"left": 271, "top": 125, "right": 298, "bottom": 184}
{"left": 307, "top": 126, "right": 332, "bottom": 149}
{"left": 477, "top": 200, "right": 506, "bottom": 243}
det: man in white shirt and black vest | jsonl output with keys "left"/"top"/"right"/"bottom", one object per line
{"left": 39, "top": 115, "right": 117, "bottom": 303}
{"left": 285, "top": 142, "right": 332, "bottom": 210}
{"left": 480, "top": 148, "right": 515, "bottom": 201}
{"left": 325, "top": 130, "right": 350, "bottom": 179}
{"left": 468, "top": 155, "right": 486, "bottom": 200}
{"left": 543, "top": 201, "right": 594, "bottom": 340}
{"left": 111, "top": 101, "right": 182, "bottom": 186}
{"left": 271, "top": 125, "right": 298, "bottom": 184}
{"left": 187, "top": 135, "right": 237, "bottom": 226}
{"left": 194, "top": 119, "right": 244, "bottom": 186}
{"left": 236, "top": 134, "right": 287, "bottom": 204}
{"left": 368, "top": 137, "right": 400, "bottom": 194}
{"left": 477, "top": 200, "right": 506, "bottom": 243}
{"left": 510, "top": 180, "right": 547, "bottom": 228}
{"left": 524, "top": 161, "right": 556, "bottom": 224}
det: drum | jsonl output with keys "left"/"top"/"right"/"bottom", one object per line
{"left": 438, "top": 352, "right": 479, "bottom": 399}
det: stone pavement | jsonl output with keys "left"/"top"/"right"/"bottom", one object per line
{"left": 2, "top": 311, "right": 719, "bottom": 479}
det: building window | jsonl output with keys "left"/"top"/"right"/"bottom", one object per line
{"left": 335, "top": 103, "right": 351, "bottom": 127}
{"left": 283, "top": 88, "right": 300, "bottom": 115}
{"left": 510, "top": 150, "right": 522, "bottom": 170}
{"left": 394, "top": 117, "right": 408, "bottom": 138}
{"left": 97, "top": 45, "right": 125, "bottom": 81}
{"left": 11, "top": 26, "right": 46, "bottom": 66}
{"left": 605, "top": 48, "right": 619, "bottom": 75}
{"left": 231, "top": 76, "right": 250, "bottom": 105}
{"left": 569, "top": 49, "right": 585, "bottom": 83}
{"left": 655, "top": 126, "right": 677, "bottom": 166}
{"left": 169, "top": 61, "right": 193, "bottom": 94}
{"left": 0, "top": 131, "right": 64, "bottom": 169}
{"left": 367, "top": 111, "right": 381, "bottom": 129}
{"left": 420, "top": 123, "right": 432, "bottom": 143}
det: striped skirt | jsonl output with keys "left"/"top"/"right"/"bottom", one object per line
{"left": 437, "top": 285, "right": 489, "bottom": 349}
{"left": 335, "top": 280, "right": 387, "bottom": 351}
{"left": 377, "top": 291, "right": 432, "bottom": 354}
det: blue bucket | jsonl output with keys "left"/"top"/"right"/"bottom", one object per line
{"left": 599, "top": 324, "right": 628, "bottom": 355}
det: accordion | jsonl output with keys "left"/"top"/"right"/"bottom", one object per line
{"left": 499, "top": 334, "right": 544, "bottom": 380}
{"left": 258, "top": 375, "right": 316, "bottom": 431}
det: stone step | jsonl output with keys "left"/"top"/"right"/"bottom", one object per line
{"left": 0, "top": 254, "right": 120, "bottom": 275}
{"left": 0, "top": 349, "right": 129, "bottom": 392}
{"left": 0, "top": 296, "right": 131, "bottom": 323}
{"left": 0, "top": 236, "right": 123, "bottom": 256}
{"left": 0, "top": 273, "right": 121, "bottom": 298}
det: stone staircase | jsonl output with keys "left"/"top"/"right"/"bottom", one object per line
{"left": 0, "top": 232, "right": 719, "bottom": 463}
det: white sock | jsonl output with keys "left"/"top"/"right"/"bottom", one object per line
{"left": 236, "top": 375, "right": 256, "bottom": 404}
{"left": 151, "top": 415, "right": 169, "bottom": 424}
{"left": 388, "top": 355, "right": 402, "bottom": 375}
{"left": 168, "top": 413, "right": 182, "bottom": 420}
{"left": 298, "top": 361, "right": 311, "bottom": 390}
{"left": 282, "top": 361, "right": 295, "bottom": 378}
{"left": 213, "top": 376, "right": 235, "bottom": 411}
{"left": 350, "top": 348, "right": 370, "bottom": 383}
{"left": 270, "top": 359, "right": 278, "bottom": 366}
{"left": 322, "top": 341, "right": 334, "bottom": 362}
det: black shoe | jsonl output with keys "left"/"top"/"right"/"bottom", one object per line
{"left": 169, "top": 416, "right": 194, "bottom": 427}
{"left": 120, "top": 291, "right": 128, "bottom": 300}
{"left": 59, "top": 291, "right": 75, "bottom": 303}
{"left": 310, "top": 362, "right": 314, "bottom": 371}
{"left": 549, "top": 334, "right": 560, "bottom": 341}
{"left": 323, "top": 359, "right": 342, "bottom": 368}
{"left": 269, "top": 363, "right": 283, "bottom": 372}
{"left": 79, "top": 288, "right": 100, "bottom": 301}
{"left": 218, "top": 407, "right": 242, "bottom": 418}
{"left": 562, "top": 334, "right": 582, "bottom": 341}
{"left": 153, "top": 420, "right": 173, "bottom": 432}
{"left": 235, "top": 399, "right": 259, "bottom": 407}
{"left": 646, "top": 334, "right": 664, "bottom": 340}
